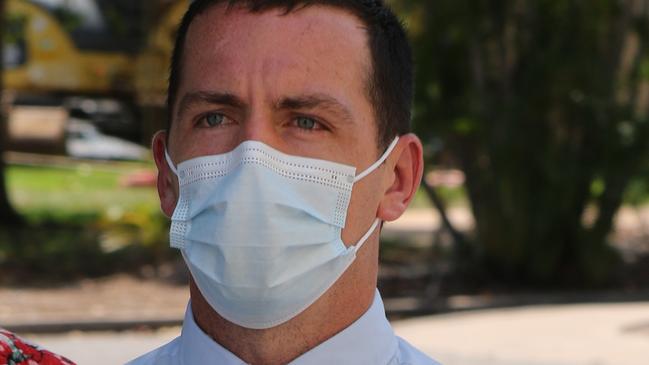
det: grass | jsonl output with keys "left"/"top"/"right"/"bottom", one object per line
{"left": 6, "top": 162, "right": 159, "bottom": 221}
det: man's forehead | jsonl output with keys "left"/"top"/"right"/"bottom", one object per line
{"left": 184, "top": 3, "right": 370, "bottom": 58}
{"left": 177, "top": 2, "right": 374, "bottom": 111}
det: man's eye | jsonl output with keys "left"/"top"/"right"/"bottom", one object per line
{"left": 199, "top": 113, "right": 226, "bottom": 127}
{"left": 296, "top": 117, "right": 317, "bottom": 130}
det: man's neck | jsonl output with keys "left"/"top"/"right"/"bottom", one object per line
{"left": 189, "top": 268, "right": 377, "bottom": 365}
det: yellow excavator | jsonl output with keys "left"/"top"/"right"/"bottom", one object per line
{"left": 3, "top": 0, "right": 189, "bottom": 154}
{"left": 4, "top": 0, "right": 136, "bottom": 95}
{"left": 135, "top": 0, "right": 190, "bottom": 141}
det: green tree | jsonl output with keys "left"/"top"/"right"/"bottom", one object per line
{"left": 408, "top": 0, "right": 649, "bottom": 285}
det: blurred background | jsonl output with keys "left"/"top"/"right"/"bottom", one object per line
{"left": 0, "top": 1, "right": 648, "bottom": 364}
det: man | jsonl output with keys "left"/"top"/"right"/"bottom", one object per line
{"left": 129, "top": 0, "right": 439, "bottom": 364}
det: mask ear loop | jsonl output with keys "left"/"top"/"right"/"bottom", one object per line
{"left": 165, "top": 150, "right": 179, "bottom": 176}
{"left": 353, "top": 136, "right": 400, "bottom": 183}
{"left": 349, "top": 136, "right": 399, "bottom": 252}
{"left": 352, "top": 219, "right": 381, "bottom": 253}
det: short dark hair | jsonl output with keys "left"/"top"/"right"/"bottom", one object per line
{"left": 168, "top": 0, "right": 413, "bottom": 148}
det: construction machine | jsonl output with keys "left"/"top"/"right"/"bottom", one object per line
{"left": 135, "top": 0, "right": 189, "bottom": 142}
{"left": 3, "top": 0, "right": 188, "bottom": 155}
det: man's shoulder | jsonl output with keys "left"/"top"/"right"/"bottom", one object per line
{"left": 396, "top": 336, "right": 442, "bottom": 365}
{"left": 125, "top": 337, "right": 182, "bottom": 365}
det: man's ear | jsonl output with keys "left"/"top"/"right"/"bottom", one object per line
{"left": 152, "top": 131, "right": 178, "bottom": 218}
{"left": 377, "top": 133, "right": 424, "bottom": 222}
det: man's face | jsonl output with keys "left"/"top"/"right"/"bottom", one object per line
{"left": 160, "top": 4, "right": 393, "bottom": 244}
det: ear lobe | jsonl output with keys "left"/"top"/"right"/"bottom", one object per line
{"left": 377, "top": 134, "right": 424, "bottom": 222}
{"left": 152, "top": 131, "right": 178, "bottom": 218}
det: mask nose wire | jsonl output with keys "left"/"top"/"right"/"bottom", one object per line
{"left": 165, "top": 149, "right": 179, "bottom": 176}
{"left": 353, "top": 136, "right": 400, "bottom": 183}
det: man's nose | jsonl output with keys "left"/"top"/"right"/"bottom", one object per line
{"left": 237, "top": 110, "right": 284, "bottom": 149}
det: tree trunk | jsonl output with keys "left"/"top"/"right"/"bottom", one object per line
{"left": 0, "top": 0, "right": 22, "bottom": 226}
{"left": 421, "top": 174, "right": 467, "bottom": 250}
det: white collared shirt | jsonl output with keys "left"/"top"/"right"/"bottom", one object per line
{"left": 127, "top": 290, "right": 440, "bottom": 365}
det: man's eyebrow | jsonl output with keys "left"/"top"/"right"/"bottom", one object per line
{"left": 277, "top": 94, "right": 354, "bottom": 124}
{"left": 176, "top": 91, "right": 245, "bottom": 120}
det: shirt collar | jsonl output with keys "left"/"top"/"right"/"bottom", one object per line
{"left": 180, "top": 290, "right": 399, "bottom": 365}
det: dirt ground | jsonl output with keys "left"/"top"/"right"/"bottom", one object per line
{"left": 0, "top": 274, "right": 189, "bottom": 329}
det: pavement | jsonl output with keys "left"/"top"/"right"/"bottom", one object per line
{"left": 393, "top": 302, "right": 649, "bottom": 365}
{"left": 3, "top": 207, "right": 649, "bottom": 364}
{"left": 23, "top": 301, "right": 649, "bottom": 365}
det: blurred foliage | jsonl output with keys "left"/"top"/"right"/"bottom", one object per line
{"left": 623, "top": 165, "right": 649, "bottom": 205}
{"left": 396, "top": 0, "right": 649, "bottom": 286}
{"left": 0, "top": 162, "right": 175, "bottom": 285}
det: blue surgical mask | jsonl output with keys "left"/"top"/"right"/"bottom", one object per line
{"left": 166, "top": 137, "right": 399, "bottom": 329}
